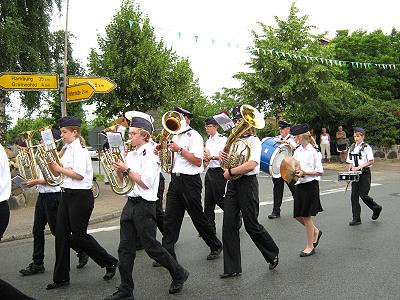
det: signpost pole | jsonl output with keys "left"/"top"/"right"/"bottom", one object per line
{"left": 61, "top": 0, "right": 69, "bottom": 117}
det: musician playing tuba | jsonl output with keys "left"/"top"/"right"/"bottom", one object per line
{"left": 219, "top": 104, "right": 280, "bottom": 279}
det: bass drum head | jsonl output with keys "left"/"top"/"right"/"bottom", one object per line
{"left": 270, "top": 144, "right": 292, "bottom": 178}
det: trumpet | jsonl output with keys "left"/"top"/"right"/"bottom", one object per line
{"left": 159, "top": 111, "right": 188, "bottom": 173}
{"left": 221, "top": 104, "right": 265, "bottom": 180}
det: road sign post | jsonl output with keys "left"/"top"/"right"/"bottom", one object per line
{"left": 68, "top": 76, "right": 117, "bottom": 93}
{"left": 66, "top": 82, "right": 95, "bottom": 103}
{"left": 0, "top": 72, "right": 58, "bottom": 91}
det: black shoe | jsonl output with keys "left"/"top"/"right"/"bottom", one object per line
{"left": 104, "top": 289, "right": 134, "bottom": 300}
{"left": 372, "top": 206, "right": 382, "bottom": 220}
{"left": 219, "top": 272, "right": 241, "bottom": 279}
{"left": 313, "top": 230, "right": 323, "bottom": 248}
{"left": 169, "top": 269, "right": 189, "bottom": 294}
{"left": 299, "top": 249, "right": 315, "bottom": 257}
{"left": 207, "top": 246, "right": 222, "bottom": 260}
{"left": 19, "top": 263, "right": 45, "bottom": 276}
{"left": 46, "top": 281, "right": 70, "bottom": 290}
{"left": 152, "top": 260, "right": 162, "bottom": 267}
{"left": 103, "top": 260, "right": 118, "bottom": 280}
{"left": 349, "top": 219, "right": 361, "bottom": 226}
{"left": 268, "top": 213, "right": 280, "bottom": 219}
{"left": 76, "top": 252, "right": 89, "bottom": 269}
{"left": 269, "top": 256, "right": 279, "bottom": 270}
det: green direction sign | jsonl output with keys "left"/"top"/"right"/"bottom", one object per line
{"left": 0, "top": 72, "right": 58, "bottom": 91}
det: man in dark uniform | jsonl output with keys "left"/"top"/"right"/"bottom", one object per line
{"left": 203, "top": 116, "right": 227, "bottom": 234}
{"left": 268, "top": 121, "right": 297, "bottom": 219}
{"left": 347, "top": 127, "right": 382, "bottom": 226}
{"left": 156, "top": 106, "right": 223, "bottom": 263}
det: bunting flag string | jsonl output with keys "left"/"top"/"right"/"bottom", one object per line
{"left": 262, "top": 49, "right": 398, "bottom": 70}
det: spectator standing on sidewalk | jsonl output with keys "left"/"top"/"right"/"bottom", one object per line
{"left": 0, "top": 143, "right": 11, "bottom": 241}
{"left": 320, "top": 128, "right": 331, "bottom": 162}
{"left": 336, "top": 126, "right": 348, "bottom": 163}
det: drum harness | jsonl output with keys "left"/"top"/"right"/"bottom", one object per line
{"left": 344, "top": 142, "right": 369, "bottom": 193}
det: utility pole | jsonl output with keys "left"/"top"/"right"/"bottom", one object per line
{"left": 60, "top": 0, "right": 69, "bottom": 117}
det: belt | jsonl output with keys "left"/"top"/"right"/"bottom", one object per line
{"left": 61, "top": 188, "right": 91, "bottom": 192}
{"left": 172, "top": 173, "right": 199, "bottom": 177}
{"left": 128, "top": 196, "right": 143, "bottom": 204}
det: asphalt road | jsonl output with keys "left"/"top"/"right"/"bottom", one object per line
{"left": 1, "top": 168, "right": 399, "bottom": 300}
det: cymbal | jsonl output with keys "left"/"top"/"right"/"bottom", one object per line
{"left": 280, "top": 156, "right": 299, "bottom": 184}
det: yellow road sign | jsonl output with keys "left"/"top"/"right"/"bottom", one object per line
{"left": 66, "top": 82, "right": 95, "bottom": 103}
{"left": 0, "top": 72, "right": 58, "bottom": 91}
{"left": 68, "top": 76, "right": 117, "bottom": 93}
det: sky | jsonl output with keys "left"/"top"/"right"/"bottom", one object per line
{"left": 6, "top": 0, "right": 400, "bottom": 123}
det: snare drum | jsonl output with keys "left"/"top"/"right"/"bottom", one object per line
{"left": 338, "top": 171, "right": 361, "bottom": 182}
{"left": 260, "top": 138, "right": 292, "bottom": 178}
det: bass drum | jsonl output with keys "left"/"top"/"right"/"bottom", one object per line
{"left": 260, "top": 137, "right": 292, "bottom": 178}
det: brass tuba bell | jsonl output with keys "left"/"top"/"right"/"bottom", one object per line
{"left": 159, "top": 111, "right": 188, "bottom": 173}
{"left": 221, "top": 104, "right": 265, "bottom": 180}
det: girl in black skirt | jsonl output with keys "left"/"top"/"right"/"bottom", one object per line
{"left": 46, "top": 116, "right": 118, "bottom": 290}
{"left": 291, "top": 124, "right": 323, "bottom": 257}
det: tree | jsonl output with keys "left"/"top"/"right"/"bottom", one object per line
{"left": 0, "top": 0, "right": 61, "bottom": 143}
{"left": 88, "top": 0, "right": 201, "bottom": 125}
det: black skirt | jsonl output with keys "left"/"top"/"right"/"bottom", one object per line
{"left": 293, "top": 180, "right": 323, "bottom": 218}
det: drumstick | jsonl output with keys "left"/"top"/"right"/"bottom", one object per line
{"left": 344, "top": 181, "right": 350, "bottom": 194}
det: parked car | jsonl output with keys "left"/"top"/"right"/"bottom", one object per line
{"left": 86, "top": 146, "right": 99, "bottom": 160}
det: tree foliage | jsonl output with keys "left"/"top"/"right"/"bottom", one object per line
{"left": 229, "top": 2, "right": 400, "bottom": 146}
{"left": 88, "top": 0, "right": 201, "bottom": 125}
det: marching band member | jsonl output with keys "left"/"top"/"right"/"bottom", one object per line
{"left": 203, "top": 116, "right": 227, "bottom": 234}
{"left": 346, "top": 127, "right": 382, "bottom": 226}
{"left": 291, "top": 124, "right": 323, "bottom": 257}
{"left": 219, "top": 105, "right": 279, "bottom": 278}
{"left": 0, "top": 142, "right": 11, "bottom": 242}
{"left": 105, "top": 114, "right": 189, "bottom": 300}
{"left": 268, "top": 120, "right": 297, "bottom": 219}
{"left": 19, "top": 128, "right": 88, "bottom": 276}
{"left": 46, "top": 116, "right": 118, "bottom": 290}
{"left": 156, "top": 106, "right": 223, "bottom": 263}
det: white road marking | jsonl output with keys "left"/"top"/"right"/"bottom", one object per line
{"left": 88, "top": 183, "right": 382, "bottom": 233}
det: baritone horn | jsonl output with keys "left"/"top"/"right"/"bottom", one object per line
{"left": 221, "top": 104, "right": 265, "bottom": 180}
{"left": 99, "top": 119, "right": 134, "bottom": 195}
{"left": 159, "top": 111, "right": 187, "bottom": 173}
{"left": 16, "top": 130, "right": 39, "bottom": 181}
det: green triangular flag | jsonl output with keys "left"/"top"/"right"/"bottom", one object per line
{"left": 178, "top": 32, "right": 182, "bottom": 39}
{"left": 211, "top": 39, "right": 215, "bottom": 46}
{"left": 194, "top": 35, "right": 199, "bottom": 43}
{"left": 129, "top": 20, "right": 134, "bottom": 28}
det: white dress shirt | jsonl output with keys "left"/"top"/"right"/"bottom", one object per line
{"left": 36, "top": 165, "right": 61, "bottom": 193}
{"left": 172, "top": 127, "right": 204, "bottom": 175}
{"left": 0, "top": 144, "right": 11, "bottom": 202}
{"left": 60, "top": 138, "right": 93, "bottom": 189}
{"left": 293, "top": 143, "right": 324, "bottom": 185}
{"left": 275, "top": 134, "right": 297, "bottom": 149}
{"left": 230, "top": 135, "right": 261, "bottom": 175}
{"left": 205, "top": 133, "right": 227, "bottom": 168}
{"left": 346, "top": 142, "right": 374, "bottom": 167}
{"left": 126, "top": 142, "right": 160, "bottom": 201}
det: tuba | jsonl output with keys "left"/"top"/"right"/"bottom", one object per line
{"left": 99, "top": 121, "right": 134, "bottom": 195}
{"left": 221, "top": 104, "right": 265, "bottom": 180}
{"left": 34, "top": 126, "right": 64, "bottom": 186}
{"left": 159, "top": 111, "right": 187, "bottom": 173}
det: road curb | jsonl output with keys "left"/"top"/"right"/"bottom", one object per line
{"left": 0, "top": 210, "right": 122, "bottom": 244}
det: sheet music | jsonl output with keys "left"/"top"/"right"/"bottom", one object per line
{"left": 12, "top": 174, "right": 27, "bottom": 190}
{"left": 213, "top": 113, "right": 235, "bottom": 131}
{"left": 40, "top": 129, "right": 55, "bottom": 150}
{"left": 106, "top": 132, "right": 124, "bottom": 148}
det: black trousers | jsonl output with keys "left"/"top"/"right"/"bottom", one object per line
{"left": 53, "top": 189, "right": 116, "bottom": 283}
{"left": 351, "top": 169, "right": 381, "bottom": 220}
{"left": 204, "top": 167, "right": 226, "bottom": 234}
{"left": 272, "top": 177, "right": 296, "bottom": 214}
{"left": 118, "top": 197, "right": 185, "bottom": 294}
{"left": 0, "top": 200, "right": 10, "bottom": 241}
{"left": 162, "top": 174, "right": 222, "bottom": 260}
{"left": 0, "top": 278, "right": 35, "bottom": 300}
{"left": 223, "top": 175, "right": 279, "bottom": 273}
{"left": 32, "top": 192, "right": 60, "bottom": 265}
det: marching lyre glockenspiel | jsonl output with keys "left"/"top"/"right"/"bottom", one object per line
{"left": 338, "top": 171, "right": 362, "bottom": 182}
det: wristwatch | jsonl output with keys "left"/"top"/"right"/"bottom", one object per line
{"left": 123, "top": 168, "right": 131, "bottom": 176}
{"left": 178, "top": 147, "right": 183, "bottom": 154}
